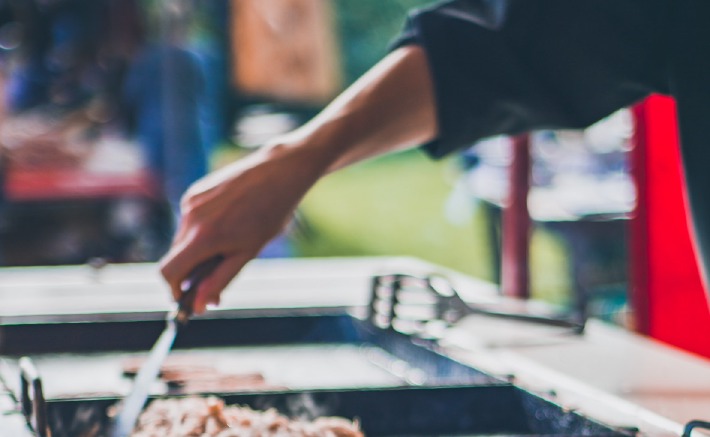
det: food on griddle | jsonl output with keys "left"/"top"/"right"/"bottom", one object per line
{"left": 122, "top": 357, "right": 276, "bottom": 394}
{"left": 169, "top": 373, "right": 273, "bottom": 394}
{"left": 130, "top": 397, "right": 364, "bottom": 437}
{"left": 122, "top": 357, "right": 211, "bottom": 378}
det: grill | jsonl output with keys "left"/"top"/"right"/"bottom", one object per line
{"left": 2, "top": 307, "right": 633, "bottom": 437}
{"left": 0, "top": 262, "right": 704, "bottom": 437}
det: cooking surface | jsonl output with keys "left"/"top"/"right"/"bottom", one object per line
{"left": 0, "top": 310, "right": 498, "bottom": 417}
{"left": 5, "top": 344, "right": 417, "bottom": 400}
{"left": 3, "top": 304, "right": 624, "bottom": 437}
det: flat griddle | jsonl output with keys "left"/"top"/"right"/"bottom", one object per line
{"left": 2, "top": 311, "right": 496, "bottom": 399}
{"left": 1, "top": 309, "right": 634, "bottom": 436}
{"left": 46, "top": 385, "right": 632, "bottom": 437}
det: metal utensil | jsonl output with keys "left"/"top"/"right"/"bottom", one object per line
{"left": 108, "top": 256, "right": 223, "bottom": 437}
{"left": 368, "top": 273, "right": 586, "bottom": 336}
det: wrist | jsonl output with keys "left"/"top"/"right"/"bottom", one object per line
{"left": 260, "top": 128, "right": 345, "bottom": 177}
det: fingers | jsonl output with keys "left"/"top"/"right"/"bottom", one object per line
{"left": 160, "top": 233, "right": 206, "bottom": 302}
{"left": 192, "top": 255, "right": 250, "bottom": 314}
{"left": 160, "top": 232, "right": 253, "bottom": 315}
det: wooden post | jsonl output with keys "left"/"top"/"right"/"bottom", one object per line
{"left": 230, "top": 0, "right": 341, "bottom": 104}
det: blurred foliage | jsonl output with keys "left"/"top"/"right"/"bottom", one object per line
{"left": 294, "top": 149, "right": 572, "bottom": 305}
{"left": 296, "top": 150, "right": 496, "bottom": 280}
{"left": 333, "top": 0, "right": 432, "bottom": 84}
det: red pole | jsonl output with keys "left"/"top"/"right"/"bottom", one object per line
{"left": 501, "top": 134, "right": 531, "bottom": 299}
{"left": 629, "top": 103, "right": 651, "bottom": 335}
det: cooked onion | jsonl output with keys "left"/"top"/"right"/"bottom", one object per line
{"left": 130, "top": 396, "right": 364, "bottom": 437}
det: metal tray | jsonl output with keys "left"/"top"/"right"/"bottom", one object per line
{"left": 1, "top": 310, "right": 497, "bottom": 399}
{"left": 1, "top": 310, "right": 636, "bottom": 436}
{"left": 42, "top": 385, "right": 633, "bottom": 437}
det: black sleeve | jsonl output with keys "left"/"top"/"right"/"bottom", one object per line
{"left": 391, "top": 0, "right": 670, "bottom": 158}
{"left": 667, "top": 0, "right": 710, "bottom": 288}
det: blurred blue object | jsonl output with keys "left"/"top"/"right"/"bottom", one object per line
{"left": 124, "top": 43, "right": 208, "bottom": 217}
{"left": 6, "top": 59, "right": 50, "bottom": 111}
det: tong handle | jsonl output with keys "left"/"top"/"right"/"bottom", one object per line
{"left": 19, "top": 357, "right": 49, "bottom": 437}
{"left": 426, "top": 275, "right": 586, "bottom": 332}
{"left": 683, "top": 420, "right": 710, "bottom": 437}
{"left": 369, "top": 273, "right": 586, "bottom": 335}
{"left": 175, "top": 255, "right": 224, "bottom": 325}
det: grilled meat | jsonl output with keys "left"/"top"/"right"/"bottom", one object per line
{"left": 130, "top": 397, "right": 363, "bottom": 437}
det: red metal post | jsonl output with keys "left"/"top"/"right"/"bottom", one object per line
{"left": 629, "top": 95, "right": 710, "bottom": 357}
{"left": 629, "top": 103, "right": 651, "bottom": 335}
{"left": 501, "top": 134, "right": 531, "bottom": 299}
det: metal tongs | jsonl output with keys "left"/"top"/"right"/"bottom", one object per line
{"left": 108, "top": 256, "right": 223, "bottom": 437}
{"left": 368, "top": 273, "right": 586, "bottom": 337}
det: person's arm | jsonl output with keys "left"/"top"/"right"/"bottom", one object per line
{"left": 159, "top": 45, "right": 437, "bottom": 313}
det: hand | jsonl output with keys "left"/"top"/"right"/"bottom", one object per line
{"left": 159, "top": 141, "right": 333, "bottom": 314}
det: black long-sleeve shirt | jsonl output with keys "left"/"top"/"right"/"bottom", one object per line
{"left": 393, "top": 0, "right": 710, "bottom": 287}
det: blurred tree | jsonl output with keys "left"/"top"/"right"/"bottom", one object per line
{"left": 333, "top": 0, "right": 432, "bottom": 85}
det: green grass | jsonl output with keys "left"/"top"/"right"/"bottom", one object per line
{"left": 296, "top": 150, "right": 495, "bottom": 280}
{"left": 294, "top": 149, "right": 573, "bottom": 305}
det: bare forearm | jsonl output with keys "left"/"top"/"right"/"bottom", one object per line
{"left": 274, "top": 45, "right": 437, "bottom": 172}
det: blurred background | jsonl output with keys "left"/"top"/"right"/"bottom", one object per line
{"left": 0, "top": 0, "right": 632, "bottom": 325}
